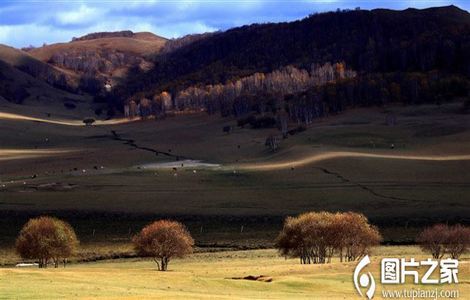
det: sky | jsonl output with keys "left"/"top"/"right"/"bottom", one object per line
{"left": 0, "top": 0, "right": 469, "bottom": 48}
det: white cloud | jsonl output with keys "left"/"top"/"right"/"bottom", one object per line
{"left": 0, "top": 17, "right": 219, "bottom": 48}
{"left": 154, "top": 21, "right": 218, "bottom": 38}
{"left": 55, "top": 5, "right": 106, "bottom": 26}
{"left": 0, "top": 24, "right": 73, "bottom": 47}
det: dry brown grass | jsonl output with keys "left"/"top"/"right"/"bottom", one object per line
{"left": 29, "top": 33, "right": 167, "bottom": 61}
{"left": 0, "top": 246, "right": 468, "bottom": 299}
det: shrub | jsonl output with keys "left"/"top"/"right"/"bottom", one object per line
{"left": 250, "top": 116, "right": 277, "bottom": 129}
{"left": 15, "top": 216, "right": 79, "bottom": 268}
{"left": 133, "top": 220, "right": 194, "bottom": 271}
{"left": 237, "top": 115, "right": 255, "bottom": 127}
{"left": 287, "top": 125, "right": 306, "bottom": 136}
{"left": 275, "top": 211, "right": 381, "bottom": 264}
{"left": 417, "top": 224, "right": 470, "bottom": 259}
{"left": 265, "top": 135, "right": 280, "bottom": 152}
{"left": 334, "top": 212, "right": 382, "bottom": 262}
{"left": 416, "top": 224, "right": 449, "bottom": 259}
{"left": 83, "top": 118, "right": 95, "bottom": 126}
{"left": 237, "top": 115, "right": 277, "bottom": 129}
{"left": 445, "top": 224, "right": 470, "bottom": 259}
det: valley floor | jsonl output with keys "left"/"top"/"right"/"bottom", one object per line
{"left": 0, "top": 103, "right": 469, "bottom": 247}
{"left": 0, "top": 246, "right": 468, "bottom": 299}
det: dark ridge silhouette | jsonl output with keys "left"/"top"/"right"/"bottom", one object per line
{"left": 115, "top": 5, "right": 470, "bottom": 102}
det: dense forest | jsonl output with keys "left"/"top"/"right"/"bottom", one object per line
{"left": 108, "top": 6, "right": 470, "bottom": 123}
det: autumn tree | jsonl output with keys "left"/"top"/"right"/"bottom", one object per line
{"left": 445, "top": 224, "right": 470, "bottom": 259}
{"left": 417, "top": 224, "right": 450, "bottom": 259}
{"left": 265, "top": 135, "right": 280, "bottom": 152}
{"left": 275, "top": 216, "right": 308, "bottom": 264}
{"left": 133, "top": 220, "right": 194, "bottom": 271}
{"left": 275, "top": 211, "right": 381, "bottom": 264}
{"left": 417, "top": 224, "right": 470, "bottom": 259}
{"left": 164, "top": 62, "right": 356, "bottom": 117}
{"left": 15, "top": 216, "right": 79, "bottom": 268}
{"left": 334, "top": 212, "right": 381, "bottom": 262}
{"left": 82, "top": 118, "right": 95, "bottom": 126}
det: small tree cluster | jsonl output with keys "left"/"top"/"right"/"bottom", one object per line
{"left": 265, "top": 135, "right": 280, "bottom": 152}
{"left": 275, "top": 212, "right": 381, "bottom": 264}
{"left": 133, "top": 220, "right": 194, "bottom": 271}
{"left": 16, "top": 216, "right": 79, "bottom": 268}
{"left": 417, "top": 224, "right": 470, "bottom": 259}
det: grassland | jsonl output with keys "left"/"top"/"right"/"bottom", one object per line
{"left": 0, "top": 102, "right": 469, "bottom": 248}
{"left": 0, "top": 246, "right": 468, "bottom": 299}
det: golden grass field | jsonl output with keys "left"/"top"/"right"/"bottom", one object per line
{"left": 0, "top": 246, "right": 468, "bottom": 299}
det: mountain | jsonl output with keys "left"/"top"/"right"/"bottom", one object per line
{"left": 26, "top": 31, "right": 168, "bottom": 93}
{"left": 109, "top": 5, "right": 470, "bottom": 122}
{"left": 0, "top": 44, "right": 78, "bottom": 91}
{"left": 0, "top": 44, "right": 90, "bottom": 109}
{"left": 0, "top": 55, "right": 91, "bottom": 116}
{"left": 1, "top": 6, "right": 469, "bottom": 120}
{"left": 121, "top": 5, "right": 470, "bottom": 95}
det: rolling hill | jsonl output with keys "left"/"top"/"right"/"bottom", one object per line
{"left": 3, "top": 6, "right": 469, "bottom": 120}
{"left": 0, "top": 31, "right": 168, "bottom": 116}
{"left": 0, "top": 46, "right": 92, "bottom": 116}
{"left": 0, "top": 44, "right": 78, "bottom": 91}
{"left": 91, "top": 5, "right": 468, "bottom": 130}
{"left": 115, "top": 5, "right": 470, "bottom": 105}
{"left": 27, "top": 31, "right": 168, "bottom": 92}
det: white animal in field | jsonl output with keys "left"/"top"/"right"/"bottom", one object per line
{"left": 15, "top": 263, "right": 38, "bottom": 267}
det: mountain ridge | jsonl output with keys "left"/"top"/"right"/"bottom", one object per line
{"left": 1, "top": 5, "right": 469, "bottom": 119}
{"left": 108, "top": 5, "right": 469, "bottom": 108}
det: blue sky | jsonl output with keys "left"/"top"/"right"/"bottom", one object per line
{"left": 0, "top": 0, "right": 468, "bottom": 48}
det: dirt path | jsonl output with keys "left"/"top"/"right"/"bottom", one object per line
{"left": 0, "top": 148, "right": 76, "bottom": 161}
{"left": 235, "top": 151, "right": 470, "bottom": 171}
{"left": 0, "top": 112, "right": 135, "bottom": 126}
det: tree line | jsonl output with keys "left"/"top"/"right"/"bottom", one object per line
{"left": 14, "top": 213, "right": 470, "bottom": 270}
{"left": 275, "top": 212, "right": 381, "bottom": 264}
{"left": 121, "top": 63, "right": 468, "bottom": 136}
{"left": 122, "top": 62, "right": 355, "bottom": 119}
{"left": 112, "top": 6, "right": 470, "bottom": 110}
{"left": 284, "top": 72, "right": 469, "bottom": 125}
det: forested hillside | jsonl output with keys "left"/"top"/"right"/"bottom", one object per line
{"left": 114, "top": 5, "right": 470, "bottom": 122}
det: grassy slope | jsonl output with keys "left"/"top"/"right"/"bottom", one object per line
{"left": 27, "top": 33, "right": 168, "bottom": 79}
{"left": 0, "top": 44, "right": 93, "bottom": 116}
{"left": 0, "top": 247, "right": 468, "bottom": 299}
{"left": 0, "top": 44, "right": 78, "bottom": 81}
{"left": 29, "top": 32, "right": 167, "bottom": 61}
{"left": 0, "top": 103, "right": 469, "bottom": 246}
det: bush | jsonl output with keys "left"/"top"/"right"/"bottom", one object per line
{"left": 265, "top": 135, "right": 280, "bottom": 152}
{"left": 275, "top": 211, "right": 381, "bottom": 264}
{"left": 250, "top": 115, "right": 277, "bottom": 129}
{"left": 446, "top": 225, "right": 470, "bottom": 259}
{"left": 83, "top": 118, "right": 95, "bottom": 126}
{"left": 237, "top": 115, "right": 255, "bottom": 128}
{"left": 15, "top": 216, "right": 79, "bottom": 268}
{"left": 417, "top": 224, "right": 470, "bottom": 259}
{"left": 334, "top": 212, "right": 382, "bottom": 262}
{"left": 133, "top": 220, "right": 194, "bottom": 271}
{"left": 287, "top": 125, "right": 306, "bottom": 136}
{"left": 237, "top": 115, "right": 276, "bottom": 129}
